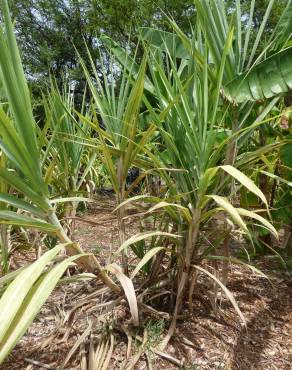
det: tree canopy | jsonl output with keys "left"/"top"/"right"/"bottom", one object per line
{"left": 6, "top": 0, "right": 288, "bottom": 88}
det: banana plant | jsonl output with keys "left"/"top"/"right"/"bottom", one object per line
{"left": 140, "top": 0, "right": 292, "bottom": 133}
{"left": 161, "top": 0, "right": 291, "bottom": 245}
{"left": 192, "top": 0, "right": 292, "bottom": 103}
{"left": 189, "top": 0, "right": 292, "bottom": 254}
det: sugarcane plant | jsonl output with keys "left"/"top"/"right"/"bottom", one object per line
{"left": 78, "top": 46, "right": 159, "bottom": 272}
{"left": 131, "top": 29, "right": 277, "bottom": 347}
{"left": 0, "top": 0, "right": 291, "bottom": 364}
{"left": 0, "top": 1, "right": 123, "bottom": 361}
{"left": 41, "top": 80, "right": 99, "bottom": 236}
{"left": 70, "top": 0, "right": 292, "bottom": 349}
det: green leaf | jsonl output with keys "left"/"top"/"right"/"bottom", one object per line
{"left": 0, "top": 168, "right": 50, "bottom": 211}
{"left": 224, "top": 47, "right": 292, "bottom": 103}
{"left": 116, "top": 231, "right": 181, "bottom": 255}
{"left": 0, "top": 251, "right": 85, "bottom": 362}
{"left": 0, "top": 109, "right": 40, "bottom": 186}
{"left": 130, "top": 247, "right": 164, "bottom": 279}
{"left": 140, "top": 27, "right": 189, "bottom": 59}
{"left": 113, "top": 194, "right": 162, "bottom": 212}
{"left": 208, "top": 195, "right": 248, "bottom": 233}
{"left": 260, "top": 170, "right": 292, "bottom": 187}
{"left": 0, "top": 266, "right": 28, "bottom": 287}
{"left": 101, "top": 34, "right": 154, "bottom": 94}
{"left": 145, "top": 201, "right": 192, "bottom": 223}
{"left": 0, "top": 245, "right": 64, "bottom": 347}
{"left": 220, "top": 165, "right": 268, "bottom": 208}
{"left": 270, "top": 0, "right": 292, "bottom": 49}
{"left": 0, "top": 211, "right": 58, "bottom": 232}
{"left": 237, "top": 208, "right": 278, "bottom": 239}
{"left": 0, "top": 1, "right": 41, "bottom": 177}
{"left": 0, "top": 193, "right": 45, "bottom": 217}
{"left": 280, "top": 141, "right": 292, "bottom": 169}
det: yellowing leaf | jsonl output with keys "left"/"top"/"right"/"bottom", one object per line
{"left": 0, "top": 254, "right": 85, "bottom": 362}
{"left": 220, "top": 165, "right": 268, "bottom": 208}
{"left": 237, "top": 208, "right": 278, "bottom": 239}
{"left": 106, "top": 263, "right": 139, "bottom": 326}
{"left": 145, "top": 202, "right": 192, "bottom": 223}
{"left": 193, "top": 265, "right": 246, "bottom": 325}
{"left": 208, "top": 195, "right": 248, "bottom": 232}
{"left": 116, "top": 231, "right": 180, "bottom": 254}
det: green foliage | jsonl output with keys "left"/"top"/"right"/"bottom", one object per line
{"left": 145, "top": 318, "right": 165, "bottom": 347}
{"left": 0, "top": 0, "right": 291, "bottom": 365}
{"left": 224, "top": 47, "right": 292, "bottom": 103}
{"left": 0, "top": 244, "right": 87, "bottom": 361}
{"left": 0, "top": 2, "right": 118, "bottom": 361}
{"left": 9, "top": 0, "right": 196, "bottom": 85}
{"left": 8, "top": 0, "right": 286, "bottom": 91}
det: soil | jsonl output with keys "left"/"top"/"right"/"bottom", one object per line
{"left": 1, "top": 195, "right": 292, "bottom": 370}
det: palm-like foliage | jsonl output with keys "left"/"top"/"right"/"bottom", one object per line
{"left": 0, "top": 244, "right": 87, "bottom": 362}
{"left": 137, "top": 26, "right": 278, "bottom": 346}
{"left": 41, "top": 82, "right": 99, "bottom": 235}
{"left": 43, "top": 82, "right": 97, "bottom": 196}
{"left": 78, "top": 47, "right": 157, "bottom": 270}
{"left": 0, "top": 2, "right": 120, "bottom": 361}
{"left": 92, "top": 2, "right": 290, "bottom": 349}
{"left": 0, "top": 1, "right": 99, "bottom": 271}
{"left": 0, "top": 0, "right": 291, "bottom": 364}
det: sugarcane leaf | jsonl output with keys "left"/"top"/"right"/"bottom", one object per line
{"left": 116, "top": 231, "right": 181, "bottom": 254}
{"left": 206, "top": 255, "right": 269, "bottom": 279}
{"left": 131, "top": 247, "right": 164, "bottom": 279}
{"left": 106, "top": 263, "right": 139, "bottom": 326}
{"left": 0, "top": 193, "right": 46, "bottom": 217}
{"left": 0, "top": 211, "right": 58, "bottom": 232}
{"left": 0, "top": 109, "right": 37, "bottom": 182}
{"left": 237, "top": 208, "right": 278, "bottom": 239}
{"left": 113, "top": 194, "right": 162, "bottom": 212}
{"left": 208, "top": 195, "right": 248, "bottom": 232}
{"left": 220, "top": 165, "right": 268, "bottom": 208}
{"left": 145, "top": 202, "right": 192, "bottom": 223}
{"left": 260, "top": 170, "right": 292, "bottom": 187}
{"left": 50, "top": 197, "right": 94, "bottom": 204}
{"left": 0, "top": 168, "right": 50, "bottom": 211}
{"left": 0, "top": 245, "right": 64, "bottom": 344}
{"left": 192, "top": 264, "right": 246, "bottom": 325}
{"left": 0, "top": 1, "right": 41, "bottom": 176}
{"left": 0, "top": 252, "right": 86, "bottom": 362}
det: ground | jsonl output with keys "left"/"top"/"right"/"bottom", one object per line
{"left": 1, "top": 195, "right": 292, "bottom": 370}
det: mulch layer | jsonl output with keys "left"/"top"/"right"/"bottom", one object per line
{"left": 1, "top": 196, "right": 291, "bottom": 370}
